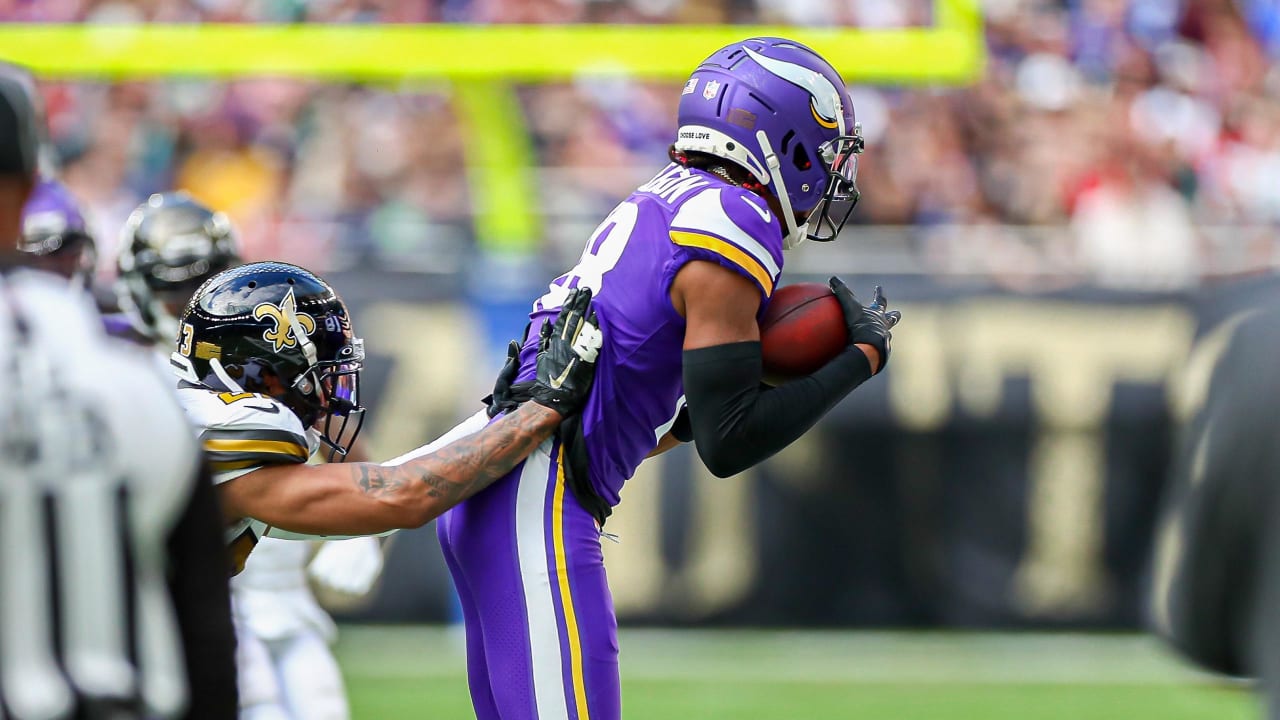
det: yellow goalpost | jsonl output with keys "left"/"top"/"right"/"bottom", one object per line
{"left": 0, "top": 0, "right": 985, "bottom": 252}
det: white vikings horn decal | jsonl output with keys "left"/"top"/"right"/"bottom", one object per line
{"left": 743, "top": 47, "right": 846, "bottom": 134}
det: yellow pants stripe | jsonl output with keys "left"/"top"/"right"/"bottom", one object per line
{"left": 552, "top": 445, "right": 591, "bottom": 720}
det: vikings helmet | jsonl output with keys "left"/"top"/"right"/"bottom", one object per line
{"left": 19, "top": 178, "right": 97, "bottom": 285}
{"left": 117, "top": 191, "right": 241, "bottom": 342}
{"left": 673, "top": 37, "right": 863, "bottom": 248}
{"left": 171, "top": 261, "right": 365, "bottom": 459}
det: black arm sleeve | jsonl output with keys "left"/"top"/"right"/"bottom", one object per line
{"left": 167, "top": 460, "right": 238, "bottom": 720}
{"left": 682, "top": 340, "right": 872, "bottom": 478}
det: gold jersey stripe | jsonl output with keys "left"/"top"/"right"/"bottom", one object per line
{"left": 209, "top": 458, "right": 265, "bottom": 473}
{"left": 669, "top": 230, "right": 775, "bottom": 297}
{"left": 203, "top": 437, "right": 308, "bottom": 460}
{"left": 208, "top": 453, "right": 308, "bottom": 476}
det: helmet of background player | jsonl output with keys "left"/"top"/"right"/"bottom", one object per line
{"left": 672, "top": 37, "right": 864, "bottom": 249}
{"left": 171, "top": 261, "right": 365, "bottom": 460}
{"left": 116, "top": 191, "right": 241, "bottom": 343}
{"left": 19, "top": 178, "right": 97, "bottom": 286}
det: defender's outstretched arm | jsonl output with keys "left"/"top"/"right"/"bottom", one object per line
{"left": 220, "top": 287, "right": 601, "bottom": 537}
{"left": 220, "top": 401, "right": 564, "bottom": 535}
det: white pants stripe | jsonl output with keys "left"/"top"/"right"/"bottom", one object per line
{"left": 514, "top": 439, "right": 569, "bottom": 720}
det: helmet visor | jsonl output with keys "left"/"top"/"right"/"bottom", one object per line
{"left": 305, "top": 355, "right": 365, "bottom": 462}
{"left": 320, "top": 362, "right": 361, "bottom": 415}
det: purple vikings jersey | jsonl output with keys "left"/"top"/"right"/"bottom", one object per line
{"left": 519, "top": 163, "right": 784, "bottom": 505}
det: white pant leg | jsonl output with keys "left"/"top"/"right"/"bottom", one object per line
{"left": 235, "top": 615, "right": 289, "bottom": 719}
{"left": 267, "top": 629, "right": 350, "bottom": 720}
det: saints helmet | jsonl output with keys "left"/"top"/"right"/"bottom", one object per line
{"left": 117, "top": 191, "right": 241, "bottom": 342}
{"left": 673, "top": 37, "right": 863, "bottom": 248}
{"left": 19, "top": 178, "right": 97, "bottom": 286}
{"left": 171, "top": 261, "right": 365, "bottom": 460}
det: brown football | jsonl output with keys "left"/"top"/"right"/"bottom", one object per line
{"left": 759, "top": 282, "right": 848, "bottom": 381}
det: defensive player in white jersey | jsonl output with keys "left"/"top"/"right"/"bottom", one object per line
{"left": 114, "top": 195, "right": 388, "bottom": 720}
{"left": 168, "top": 258, "right": 600, "bottom": 564}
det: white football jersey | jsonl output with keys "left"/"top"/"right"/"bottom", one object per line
{"left": 174, "top": 386, "right": 319, "bottom": 572}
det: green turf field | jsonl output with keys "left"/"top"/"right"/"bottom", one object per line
{"left": 335, "top": 626, "right": 1257, "bottom": 719}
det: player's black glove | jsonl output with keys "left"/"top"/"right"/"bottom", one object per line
{"left": 829, "top": 277, "right": 901, "bottom": 373}
{"left": 484, "top": 339, "right": 523, "bottom": 419}
{"left": 529, "top": 287, "right": 602, "bottom": 416}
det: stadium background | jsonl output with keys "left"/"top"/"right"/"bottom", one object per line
{"left": 3, "top": 0, "right": 1276, "bottom": 716}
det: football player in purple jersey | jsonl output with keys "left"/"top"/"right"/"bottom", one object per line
{"left": 439, "top": 37, "right": 902, "bottom": 720}
{"left": 18, "top": 178, "right": 98, "bottom": 286}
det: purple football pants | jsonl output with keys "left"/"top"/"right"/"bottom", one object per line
{"left": 437, "top": 437, "right": 621, "bottom": 720}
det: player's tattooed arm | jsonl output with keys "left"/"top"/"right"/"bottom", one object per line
{"left": 347, "top": 402, "right": 562, "bottom": 519}
{"left": 216, "top": 404, "right": 561, "bottom": 536}
{"left": 216, "top": 288, "right": 602, "bottom": 537}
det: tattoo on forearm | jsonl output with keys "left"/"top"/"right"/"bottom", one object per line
{"left": 347, "top": 403, "right": 559, "bottom": 514}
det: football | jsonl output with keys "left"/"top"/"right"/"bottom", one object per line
{"left": 759, "top": 282, "right": 848, "bottom": 381}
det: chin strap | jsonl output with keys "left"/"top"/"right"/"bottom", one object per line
{"left": 755, "top": 130, "right": 809, "bottom": 250}
{"left": 283, "top": 297, "right": 318, "bottom": 368}
{"left": 169, "top": 352, "right": 199, "bottom": 383}
{"left": 209, "top": 358, "right": 246, "bottom": 394}
{"left": 170, "top": 351, "right": 248, "bottom": 396}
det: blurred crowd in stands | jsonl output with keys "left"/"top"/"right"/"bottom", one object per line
{"left": 0, "top": 0, "right": 935, "bottom": 24}
{"left": 5, "top": 0, "right": 1280, "bottom": 287}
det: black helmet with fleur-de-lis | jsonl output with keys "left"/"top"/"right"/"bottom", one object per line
{"left": 171, "top": 261, "right": 365, "bottom": 459}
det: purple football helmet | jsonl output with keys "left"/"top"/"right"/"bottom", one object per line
{"left": 674, "top": 37, "right": 864, "bottom": 248}
{"left": 19, "top": 178, "right": 97, "bottom": 285}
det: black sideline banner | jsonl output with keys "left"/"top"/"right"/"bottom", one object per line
{"left": 316, "top": 270, "right": 1280, "bottom": 629}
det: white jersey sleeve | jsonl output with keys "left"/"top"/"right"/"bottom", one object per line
{"left": 174, "top": 386, "right": 317, "bottom": 571}
{"left": 380, "top": 409, "right": 491, "bottom": 466}
{"left": 174, "top": 387, "right": 316, "bottom": 485}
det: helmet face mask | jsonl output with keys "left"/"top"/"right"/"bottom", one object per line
{"left": 22, "top": 235, "right": 96, "bottom": 285}
{"left": 283, "top": 342, "right": 365, "bottom": 461}
{"left": 308, "top": 356, "right": 365, "bottom": 461}
{"left": 173, "top": 261, "right": 366, "bottom": 461}
{"left": 809, "top": 128, "right": 864, "bottom": 243}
